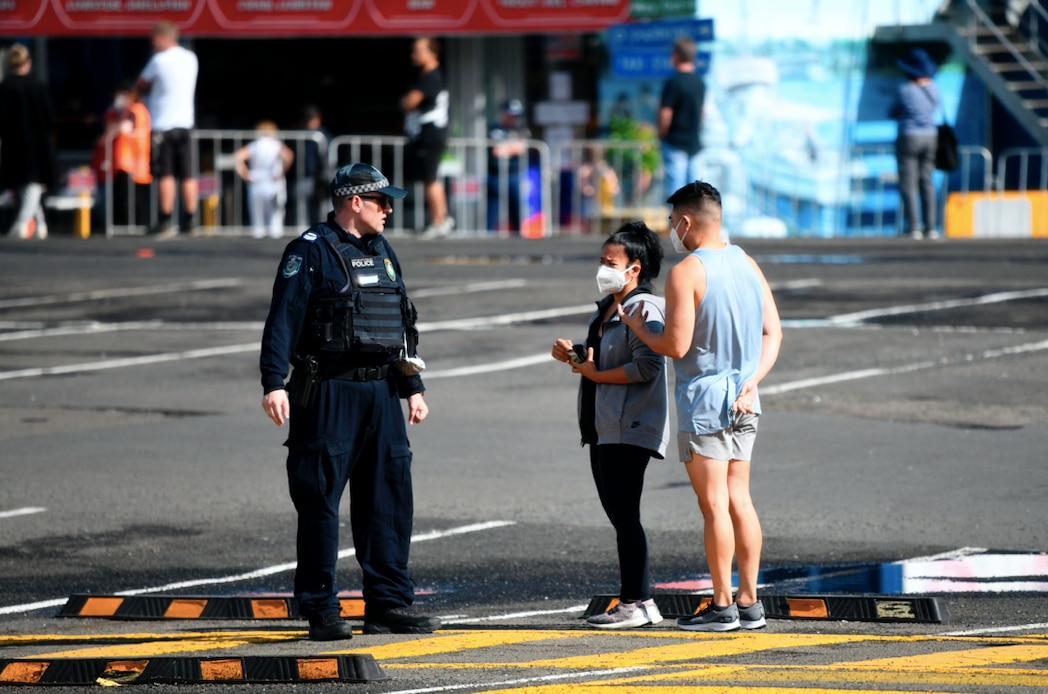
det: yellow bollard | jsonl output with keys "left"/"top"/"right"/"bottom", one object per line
{"left": 202, "top": 194, "right": 219, "bottom": 228}
{"left": 75, "top": 191, "right": 91, "bottom": 239}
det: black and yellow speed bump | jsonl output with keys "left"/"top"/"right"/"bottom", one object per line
{"left": 58, "top": 594, "right": 366, "bottom": 621}
{"left": 584, "top": 593, "right": 951, "bottom": 623}
{"left": 0, "top": 655, "right": 387, "bottom": 685}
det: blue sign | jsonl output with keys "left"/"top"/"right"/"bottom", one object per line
{"left": 611, "top": 49, "right": 710, "bottom": 78}
{"left": 605, "top": 17, "right": 714, "bottom": 49}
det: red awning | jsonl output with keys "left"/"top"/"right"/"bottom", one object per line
{"left": 1, "top": 0, "right": 631, "bottom": 36}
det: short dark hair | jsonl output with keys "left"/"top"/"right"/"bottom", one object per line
{"left": 672, "top": 37, "right": 697, "bottom": 63}
{"left": 666, "top": 180, "right": 722, "bottom": 223}
{"left": 604, "top": 221, "right": 663, "bottom": 284}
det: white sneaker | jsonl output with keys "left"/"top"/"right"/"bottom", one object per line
{"left": 926, "top": 229, "right": 941, "bottom": 240}
{"left": 420, "top": 215, "right": 455, "bottom": 239}
{"left": 586, "top": 598, "right": 662, "bottom": 630}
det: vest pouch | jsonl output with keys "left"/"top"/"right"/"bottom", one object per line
{"left": 352, "top": 288, "right": 405, "bottom": 354}
{"left": 308, "top": 298, "right": 354, "bottom": 353}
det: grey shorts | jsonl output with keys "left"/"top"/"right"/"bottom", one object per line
{"left": 678, "top": 412, "right": 759, "bottom": 462}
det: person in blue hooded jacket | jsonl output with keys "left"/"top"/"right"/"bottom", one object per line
{"left": 891, "top": 47, "right": 942, "bottom": 240}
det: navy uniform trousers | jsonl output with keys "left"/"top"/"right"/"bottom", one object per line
{"left": 286, "top": 374, "right": 413, "bottom": 619}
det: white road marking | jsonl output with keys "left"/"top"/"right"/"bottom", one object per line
{"left": 0, "top": 343, "right": 261, "bottom": 381}
{"left": 412, "top": 279, "right": 528, "bottom": 298}
{"left": 385, "top": 667, "right": 648, "bottom": 694}
{"left": 418, "top": 305, "right": 595, "bottom": 332}
{"left": 0, "top": 321, "right": 165, "bottom": 343}
{"left": 425, "top": 353, "right": 553, "bottom": 379}
{"left": 761, "top": 361, "right": 939, "bottom": 395}
{"left": 0, "top": 507, "right": 46, "bottom": 520}
{"left": 0, "top": 520, "right": 516, "bottom": 616}
{"left": 762, "top": 338, "right": 1048, "bottom": 395}
{"left": 828, "top": 287, "right": 1048, "bottom": 324}
{"left": 937, "top": 622, "right": 1048, "bottom": 637}
{"left": 894, "top": 547, "right": 988, "bottom": 564}
{"left": 0, "top": 279, "right": 241, "bottom": 310}
{"left": 443, "top": 604, "right": 589, "bottom": 625}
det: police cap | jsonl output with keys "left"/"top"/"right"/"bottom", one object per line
{"left": 330, "top": 163, "right": 408, "bottom": 199}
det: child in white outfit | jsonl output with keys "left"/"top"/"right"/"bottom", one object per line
{"left": 234, "top": 120, "right": 294, "bottom": 239}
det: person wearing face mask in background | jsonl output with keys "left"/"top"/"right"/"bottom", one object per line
{"left": 620, "top": 181, "right": 781, "bottom": 632}
{"left": 551, "top": 221, "right": 670, "bottom": 629}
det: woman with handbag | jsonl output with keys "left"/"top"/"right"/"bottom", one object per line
{"left": 551, "top": 221, "right": 671, "bottom": 629}
{"left": 891, "top": 47, "right": 943, "bottom": 240}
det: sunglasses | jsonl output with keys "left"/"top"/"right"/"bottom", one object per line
{"left": 359, "top": 194, "right": 392, "bottom": 210}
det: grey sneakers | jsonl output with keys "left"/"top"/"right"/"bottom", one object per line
{"left": 677, "top": 600, "right": 767, "bottom": 631}
{"left": 586, "top": 598, "right": 663, "bottom": 629}
{"left": 677, "top": 601, "right": 740, "bottom": 632}
{"left": 738, "top": 600, "right": 766, "bottom": 629}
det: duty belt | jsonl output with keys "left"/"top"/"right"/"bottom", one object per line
{"left": 325, "top": 364, "right": 390, "bottom": 382}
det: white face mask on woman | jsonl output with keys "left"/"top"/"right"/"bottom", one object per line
{"left": 669, "top": 215, "right": 689, "bottom": 255}
{"left": 595, "top": 263, "right": 638, "bottom": 294}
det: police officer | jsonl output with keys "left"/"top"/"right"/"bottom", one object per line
{"left": 260, "top": 163, "right": 440, "bottom": 641}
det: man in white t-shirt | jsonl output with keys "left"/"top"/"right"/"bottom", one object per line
{"left": 136, "top": 20, "right": 199, "bottom": 237}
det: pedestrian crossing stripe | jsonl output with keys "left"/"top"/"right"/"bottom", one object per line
{"left": 57, "top": 594, "right": 366, "bottom": 620}
{"left": 0, "top": 655, "right": 385, "bottom": 685}
{"left": 583, "top": 593, "right": 950, "bottom": 623}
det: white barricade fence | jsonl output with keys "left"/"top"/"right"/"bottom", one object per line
{"left": 97, "top": 128, "right": 328, "bottom": 237}
{"left": 83, "top": 128, "right": 1019, "bottom": 239}
{"left": 327, "top": 135, "right": 553, "bottom": 237}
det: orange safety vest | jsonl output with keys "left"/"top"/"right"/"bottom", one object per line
{"left": 128, "top": 102, "right": 152, "bottom": 185}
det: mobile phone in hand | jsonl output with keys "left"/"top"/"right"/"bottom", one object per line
{"left": 568, "top": 344, "right": 586, "bottom": 364}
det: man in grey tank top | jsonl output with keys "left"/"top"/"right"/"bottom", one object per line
{"left": 620, "top": 181, "right": 782, "bottom": 632}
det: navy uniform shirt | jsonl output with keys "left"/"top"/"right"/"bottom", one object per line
{"left": 260, "top": 214, "right": 424, "bottom": 400}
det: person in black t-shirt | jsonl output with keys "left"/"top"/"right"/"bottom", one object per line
{"left": 658, "top": 37, "right": 706, "bottom": 199}
{"left": 401, "top": 37, "right": 453, "bottom": 238}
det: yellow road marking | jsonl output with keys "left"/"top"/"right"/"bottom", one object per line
{"left": 481, "top": 687, "right": 962, "bottom": 694}
{"left": 519, "top": 633, "right": 871, "bottom": 670}
{"left": 843, "top": 642, "right": 1048, "bottom": 669}
{"left": 600, "top": 663, "right": 1048, "bottom": 689}
{"left": 332, "top": 630, "right": 578, "bottom": 659}
{"left": 30, "top": 631, "right": 301, "bottom": 659}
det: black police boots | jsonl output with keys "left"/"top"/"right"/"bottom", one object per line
{"left": 363, "top": 606, "right": 442, "bottom": 634}
{"left": 308, "top": 612, "right": 354, "bottom": 641}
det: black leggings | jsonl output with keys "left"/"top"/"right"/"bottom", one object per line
{"left": 590, "top": 444, "right": 652, "bottom": 601}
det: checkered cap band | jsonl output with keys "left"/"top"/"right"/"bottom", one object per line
{"left": 331, "top": 176, "right": 391, "bottom": 198}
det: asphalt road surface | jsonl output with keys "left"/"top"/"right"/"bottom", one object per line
{"left": 1, "top": 232, "right": 1046, "bottom": 693}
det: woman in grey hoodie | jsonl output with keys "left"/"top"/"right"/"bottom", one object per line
{"left": 552, "top": 221, "right": 671, "bottom": 629}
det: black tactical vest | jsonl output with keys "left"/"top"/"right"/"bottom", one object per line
{"left": 299, "top": 227, "right": 416, "bottom": 357}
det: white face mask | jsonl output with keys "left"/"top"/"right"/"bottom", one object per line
{"left": 670, "top": 216, "right": 689, "bottom": 254}
{"left": 595, "top": 263, "right": 637, "bottom": 294}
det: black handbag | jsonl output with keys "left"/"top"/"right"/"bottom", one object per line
{"left": 921, "top": 86, "right": 958, "bottom": 171}
{"left": 934, "top": 122, "right": 959, "bottom": 171}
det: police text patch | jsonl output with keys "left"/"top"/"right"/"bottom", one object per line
{"left": 282, "top": 255, "right": 303, "bottom": 278}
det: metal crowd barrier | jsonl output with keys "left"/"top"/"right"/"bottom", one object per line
{"left": 98, "top": 128, "right": 328, "bottom": 238}
{"left": 85, "top": 128, "right": 1046, "bottom": 239}
{"left": 327, "top": 134, "right": 553, "bottom": 237}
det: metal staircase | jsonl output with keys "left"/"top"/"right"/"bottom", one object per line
{"left": 876, "top": 0, "right": 1048, "bottom": 146}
